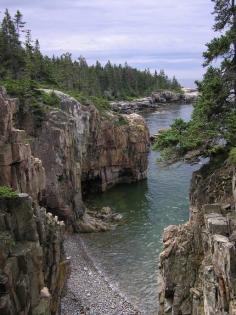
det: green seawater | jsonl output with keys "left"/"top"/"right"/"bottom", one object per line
{"left": 81, "top": 103, "right": 202, "bottom": 314}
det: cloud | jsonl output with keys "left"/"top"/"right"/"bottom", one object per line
{"left": 2, "top": 0, "right": 215, "bottom": 86}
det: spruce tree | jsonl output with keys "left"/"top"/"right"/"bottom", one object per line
{"left": 0, "top": 9, "right": 24, "bottom": 78}
{"left": 154, "top": 0, "right": 236, "bottom": 160}
{"left": 203, "top": 0, "right": 236, "bottom": 96}
{"left": 14, "top": 10, "right": 25, "bottom": 36}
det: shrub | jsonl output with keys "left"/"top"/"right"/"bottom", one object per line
{"left": 40, "top": 90, "right": 60, "bottom": 107}
{"left": 0, "top": 186, "right": 18, "bottom": 198}
{"left": 114, "top": 115, "right": 128, "bottom": 126}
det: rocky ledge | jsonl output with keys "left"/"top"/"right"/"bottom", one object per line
{"left": 110, "top": 89, "right": 198, "bottom": 114}
{"left": 158, "top": 160, "right": 236, "bottom": 315}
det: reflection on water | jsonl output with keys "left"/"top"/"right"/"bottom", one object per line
{"left": 81, "top": 104, "right": 201, "bottom": 314}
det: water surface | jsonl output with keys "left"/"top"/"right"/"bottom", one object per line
{"left": 82, "top": 104, "right": 201, "bottom": 314}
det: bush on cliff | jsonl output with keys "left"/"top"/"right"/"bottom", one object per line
{"left": 0, "top": 186, "right": 18, "bottom": 198}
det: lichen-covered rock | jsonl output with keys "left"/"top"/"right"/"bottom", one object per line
{"left": 159, "top": 160, "right": 236, "bottom": 315}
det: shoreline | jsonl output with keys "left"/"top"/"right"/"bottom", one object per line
{"left": 61, "top": 234, "right": 140, "bottom": 315}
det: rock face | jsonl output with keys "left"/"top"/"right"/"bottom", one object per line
{"left": 110, "top": 89, "right": 198, "bottom": 114}
{"left": 82, "top": 111, "right": 150, "bottom": 192}
{"left": 0, "top": 88, "right": 67, "bottom": 315}
{"left": 0, "top": 87, "right": 149, "bottom": 313}
{"left": 158, "top": 160, "right": 236, "bottom": 315}
{"left": 0, "top": 194, "right": 68, "bottom": 315}
{"left": 0, "top": 87, "right": 45, "bottom": 201}
{"left": 18, "top": 90, "right": 150, "bottom": 225}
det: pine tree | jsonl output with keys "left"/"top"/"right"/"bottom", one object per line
{"left": 0, "top": 9, "right": 24, "bottom": 78}
{"left": 32, "top": 39, "right": 44, "bottom": 80}
{"left": 24, "top": 29, "right": 34, "bottom": 79}
{"left": 0, "top": 9, "right": 181, "bottom": 99}
{"left": 203, "top": 0, "right": 236, "bottom": 96}
{"left": 14, "top": 10, "right": 25, "bottom": 36}
{"left": 154, "top": 0, "right": 236, "bottom": 160}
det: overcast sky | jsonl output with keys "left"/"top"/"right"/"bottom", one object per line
{"left": 2, "top": 0, "right": 214, "bottom": 87}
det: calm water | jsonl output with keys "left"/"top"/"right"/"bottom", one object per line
{"left": 81, "top": 104, "right": 202, "bottom": 314}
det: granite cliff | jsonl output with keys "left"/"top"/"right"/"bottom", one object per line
{"left": 0, "top": 87, "right": 68, "bottom": 315}
{"left": 0, "top": 86, "right": 150, "bottom": 314}
{"left": 158, "top": 157, "right": 236, "bottom": 315}
{"left": 16, "top": 89, "right": 149, "bottom": 227}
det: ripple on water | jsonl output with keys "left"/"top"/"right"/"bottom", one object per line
{"left": 81, "top": 104, "right": 202, "bottom": 314}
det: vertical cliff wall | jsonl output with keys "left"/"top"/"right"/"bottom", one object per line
{"left": 17, "top": 90, "right": 150, "bottom": 226}
{"left": 158, "top": 159, "right": 236, "bottom": 315}
{"left": 0, "top": 88, "right": 45, "bottom": 201}
{"left": 0, "top": 87, "right": 67, "bottom": 315}
{"left": 0, "top": 195, "right": 67, "bottom": 315}
{"left": 0, "top": 87, "right": 149, "bottom": 313}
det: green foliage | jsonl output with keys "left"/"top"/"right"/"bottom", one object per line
{"left": 67, "top": 91, "right": 111, "bottom": 112}
{"left": 0, "top": 9, "right": 181, "bottom": 108}
{"left": 0, "top": 186, "right": 18, "bottom": 198}
{"left": 90, "top": 96, "right": 111, "bottom": 111}
{"left": 1, "top": 79, "right": 62, "bottom": 128}
{"left": 153, "top": 118, "right": 206, "bottom": 159}
{"left": 114, "top": 115, "right": 129, "bottom": 126}
{"left": 1, "top": 78, "right": 38, "bottom": 98}
{"left": 40, "top": 90, "right": 60, "bottom": 107}
{"left": 228, "top": 147, "right": 236, "bottom": 165}
{"left": 154, "top": 0, "right": 236, "bottom": 162}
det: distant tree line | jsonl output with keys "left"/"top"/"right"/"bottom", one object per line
{"left": 0, "top": 9, "right": 181, "bottom": 101}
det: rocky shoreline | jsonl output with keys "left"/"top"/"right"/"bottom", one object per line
{"left": 61, "top": 234, "right": 140, "bottom": 315}
{"left": 110, "top": 89, "right": 198, "bottom": 114}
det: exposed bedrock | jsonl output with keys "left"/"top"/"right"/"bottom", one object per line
{"left": 0, "top": 194, "right": 68, "bottom": 315}
{"left": 0, "top": 87, "right": 45, "bottom": 202}
{"left": 10, "top": 89, "right": 149, "bottom": 226}
{"left": 158, "top": 159, "right": 236, "bottom": 315}
{"left": 0, "top": 87, "right": 67, "bottom": 314}
{"left": 110, "top": 89, "right": 198, "bottom": 114}
{"left": 0, "top": 87, "right": 149, "bottom": 313}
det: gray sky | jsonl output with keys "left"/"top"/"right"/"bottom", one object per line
{"left": 2, "top": 0, "right": 214, "bottom": 87}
